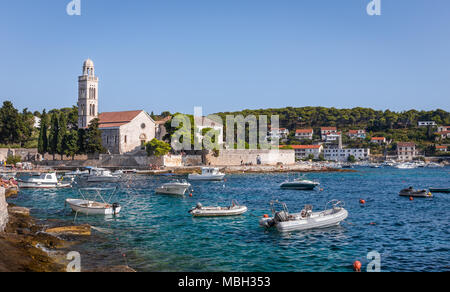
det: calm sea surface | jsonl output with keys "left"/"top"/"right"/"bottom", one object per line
{"left": 11, "top": 167, "right": 450, "bottom": 272}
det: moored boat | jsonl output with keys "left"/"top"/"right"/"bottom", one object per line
{"left": 399, "top": 187, "right": 432, "bottom": 198}
{"left": 189, "top": 200, "right": 247, "bottom": 217}
{"left": 18, "top": 173, "right": 72, "bottom": 189}
{"left": 280, "top": 178, "right": 319, "bottom": 190}
{"left": 66, "top": 187, "right": 121, "bottom": 215}
{"left": 428, "top": 188, "right": 450, "bottom": 193}
{"left": 259, "top": 200, "right": 348, "bottom": 232}
{"left": 155, "top": 180, "right": 192, "bottom": 196}
{"left": 188, "top": 167, "right": 225, "bottom": 181}
{"left": 85, "top": 167, "right": 121, "bottom": 183}
{"left": 65, "top": 198, "right": 121, "bottom": 215}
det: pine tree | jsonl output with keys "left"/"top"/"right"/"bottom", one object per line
{"left": 85, "top": 118, "right": 106, "bottom": 154}
{"left": 58, "top": 112, "right": 68, "bottom": 160}
{"left": 38, "top": 110, "right": 49, "bottom": 155}
{"left": 48, "top": 113, "right": 59, "bottom": 160}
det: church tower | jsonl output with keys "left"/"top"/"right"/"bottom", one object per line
{"left": 77, "top": 58, "right": 99, "bottom": 129}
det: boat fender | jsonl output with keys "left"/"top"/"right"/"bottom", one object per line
{"left": 353, "top": 261, "right": 362, "bottom": 272}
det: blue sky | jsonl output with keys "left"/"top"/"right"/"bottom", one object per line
{"left": 0, "top": 0, "right": 449, "bottom": 115}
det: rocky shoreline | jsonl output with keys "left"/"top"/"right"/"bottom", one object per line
{"left": 0, "top": 187, "right": 136, "bottom": 272}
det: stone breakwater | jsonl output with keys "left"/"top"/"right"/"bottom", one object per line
{"left": 0, "top": 188, "right": 8, "bottom": 232}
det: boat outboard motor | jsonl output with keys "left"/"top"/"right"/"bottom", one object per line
{"left": 112, "top": 203, "right": 120, "bottom": 215}
{"left": 274, "top": 211, "right": 289, "bottom": 223}
{"left": 196, "top": 203, "right": 203, "bottom": 210}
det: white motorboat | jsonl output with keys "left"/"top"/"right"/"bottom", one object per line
{"left": 280, "top": 178, "right": 319, "bottom": 190}
{"left": 86, "top": 167, "right": 121, "bottom": 183}
{"left": 189, "top": 200, "right": 248, "bottom": 217}
{"left": 66, "top": 187, "right": 121, "bottom": 215}
{"left": 259, "top": 200, "right": 348, "bottom": 233}
{"left": 426, "top": 162, "right": 444, "bottom": 168}
{"left": 65, "top": 169, "right": 89, "bottom": 177}
{"left": 188, "top": 167, "right": 225, "bottom": 181}
{"left": 18, "top": 173, "right": 72, "bottom": 189}
{"left": 394, "top": 162, "right": 417, "bottom": 169}
{"left": 155, "top": 180, "right": 192, "bottom": 196}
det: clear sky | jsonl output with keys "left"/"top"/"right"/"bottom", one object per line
{"left": 0, "top": 0, "right": 449, "bottom": 115}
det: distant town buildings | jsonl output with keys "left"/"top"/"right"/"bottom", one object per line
{"left": 320, "top": 127, "right": 337, "bottom": 141}
{"left": 397, "top": 142, "right": 417, "bottom": 161}
{"left": 437, "top": 125, "right": 450, "bottom": 132}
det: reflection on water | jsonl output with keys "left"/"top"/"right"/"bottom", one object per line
{"left": 10, "top": 167, "right": 450, "bottom": 272}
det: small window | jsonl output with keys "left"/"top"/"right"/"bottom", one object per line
{"left": 124, "top": 136, "right": 127, "bottom": 143}
{"left": 141, "top": 123, "right": 146, "bottom": 129}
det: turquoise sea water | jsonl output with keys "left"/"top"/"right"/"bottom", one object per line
{"left": 10, "top": 167, "right": 450, "bottom": 272}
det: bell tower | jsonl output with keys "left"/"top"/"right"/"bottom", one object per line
{"left": 77, "top": 58, "right": 99, "bottom": 129}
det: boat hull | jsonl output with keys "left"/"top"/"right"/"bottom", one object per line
{"left": 190, "top": 206, "right": 248, "bottom": 217}
{"left": 280, "top": 182, "right": 319, "bottom": 190}
{"left": 429, "top": 188, "right": 450, "bottom": 193}
{"left": 18, "top": 182, "right": 71, "bottom": 189}
{"left": 87, "top": 176, "right": 120, "bottom": 183}
{"left": 155, "top": 184, "right": 190, "bottom": 196}
{"left": 260, "top": 208, "right": 348, "bottom": 233}
{"left": 399, "top": 190, "right": 432, "bottom": 198}
{"left": 188, "top": 174, "right": 225, "bottom": 181}
{"left": 66, "top": 199, "right": 121, "bottom": 215}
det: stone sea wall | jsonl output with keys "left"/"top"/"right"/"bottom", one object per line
{"left": 206, "top": 149, "right": 295, "bottom": 166}
{"left": 0, "top": 188, "right": 8, "bottom": 232}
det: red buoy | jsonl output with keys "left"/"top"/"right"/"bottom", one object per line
{"left": 189, "top": 193, "right": 193, "bottom": 197}
{"left": 353, "top": 261, "right": 362, "bottom": 272}
{"left": 263, "top": 214, "right": 269, "bottom": 218}
{"left": 360, "top": 199, "right": 366, "bottom": 205}
{"left": 409, "top": 196, "right": 414, "bottom": 201}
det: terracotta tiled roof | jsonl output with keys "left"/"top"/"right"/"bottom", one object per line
{"left": 437, "top": 131, "right": 450, "bottom": 134}
{"left": 436, "top": 145, "right": 447, "bottom": 149}
{"left": 296, "top": 129, "right": 313, "bottom": 134}
{"left": 371, "top": 137, "right": 385, "bottom": 140}
{"left": 321, "top": 127, "right": 337, "bottom": 131}
{"left": 397, "top": 142, "right": 416, "bottom": 147}
{"left": 348, "top": 130, "right": 365, "bottom": 134}
{"left": 98, "top": 110, "right": 142, "bottom": 128}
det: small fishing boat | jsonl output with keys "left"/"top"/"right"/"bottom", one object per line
{"left": 65, "top": 169, "right": 89, "bottom": 178}
{"left": 18, "top": 173, "right": 72, "bottom": 189}
{"left": 155, "top": 180, "right": 192, "bottom": 196}
{"left": 66, "top": 187, "right": 121, "bottom": 215}
{"left": 429, "top": 188, "right": 450, "bottom": 193}
{"left": 280, "top": 178, "right": 319, "bottom": 190}
{"left": 189, "top": 200, "right": 247, "bottom": 217}
{"left": 65, "top": 199, "right": 121, "bottom": 215}
{"left": 399, "top": 187, "right": 432, "bottom": 198}
{"left": 259, "top": 200, "right": 348, "bottom": 232}
{"left": 188, "top": 167, "right": 225, "bottom": 181}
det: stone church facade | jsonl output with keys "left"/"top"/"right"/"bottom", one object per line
{"left": 77, "top": 59, "right": 156, "bottom": 154}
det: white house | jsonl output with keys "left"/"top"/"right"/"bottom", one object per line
{"left": 324, "top": 147, "right": 370, "bottom": 162}
{"left": 295, "top": 129, "right": 313, "bottom": 140}
{"left": 436, "top": 145, "right": 448, "bottom": 152}
{"left": 436, "top": 131, "right": 450, "bottom": 140}
{"left": 285, "top": 145, "right": 323, "bottom": 160}
{"left": 268, "top": 127, "right": 289, "bottom": 141}
{"left": 397, "top": 142, "right": 417, "bottom": 161}
{"left": 348, "top": 130, "right": 366, "bottom": 139}
{"left": 370, "top": 137, "right": 386, "bottom": 145}
{"left": 418, "top": 121, "right": 437, "bottom": 127}
{"left": 437, "top": 126, "right": 450, "bottom": 132}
